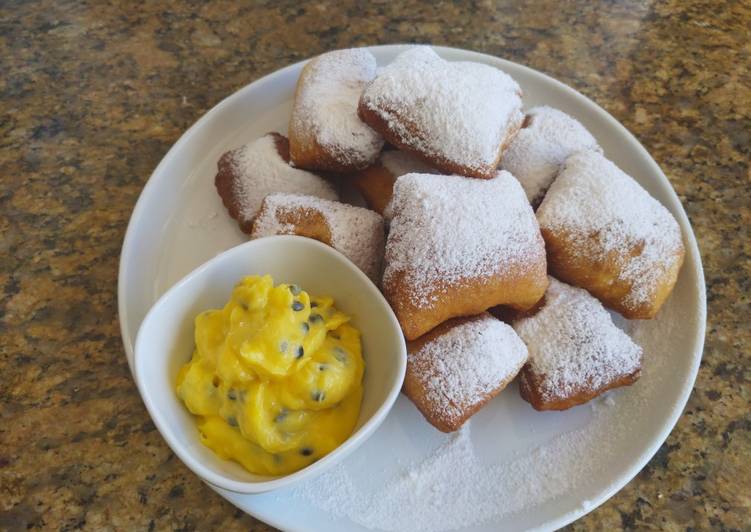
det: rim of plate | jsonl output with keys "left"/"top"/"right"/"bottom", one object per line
{"left": 118, "top": 44, "right": 707, "bottom": 531}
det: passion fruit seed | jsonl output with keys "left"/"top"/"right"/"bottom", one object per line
{"left": 301, "top": 322, "right": 310, "bottom": 333}
{"left": 311, "top": 390, "right": 325, "bottom": 402}
{"left": 318, "top": 364, "right": 327, "bottom": 371}
{"left": 333, "top": 347, "right": 347, "bottom": 363}
{"left": 274, "top": 409, "right": 288, "bottom": 423}
{"left": 291, "top": 301, "right": 304, "bottom": 311}
{"left": 311, "top": 301, "right": 319, "bottom": 308}
{"left": 227, "top": 389, "right": 237, "bottom": 401}
{"left": 300, "top": 447, "right": 314, "bottom": 456}
{"left": 309, "top": 313, "right": 323, "bottom": 323}
{"left": 288, "top": 284, "right": 301, "bottom": 296}
{"left": 296, "top": 346, "right": 304, "bottom": 359}
{"left": 280, "top": 341, "right": 288, "bottom": 353}
{"left": 227, "top": 416, "right": 238, "bottom": 427}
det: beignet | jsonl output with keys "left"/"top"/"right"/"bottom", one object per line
{"left": 358, "top": 46, "right": 524, "bottom": 179}
{"left": 250, "top": 193, "right": 384, "bottom": 281}
{"left": 404, "top": 313, "right": 528, "bottom": 432}
{"left": 536, "top": 151, "right": 685, "bottom": 319}
{"left": 215, "top": 133, "right": 338, "bottom": 233}
{"left": 512, "top": 278, "right": 643, "bottom": 411}
{"left": 501, "top": 106, "right": 601, "bottom": 206}
{"left": 289, "top": 49, "right": 384, "bottom": 172}
{"left": 383, "top": 171, "right": 548, "bottom": 340}
{"left": 351, "top": 150, "right": 437, "bottom": 216}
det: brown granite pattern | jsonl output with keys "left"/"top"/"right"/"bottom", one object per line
{"left": 1, "top": 0, "right": 749, "bottom": 530}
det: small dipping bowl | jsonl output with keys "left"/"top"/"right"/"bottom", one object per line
{"left": 134, "top": 235, "right": 407, "bottom": 493}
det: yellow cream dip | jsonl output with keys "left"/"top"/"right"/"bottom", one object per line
{"left": 176, "top": 275, "right": 364, "bottom": 475}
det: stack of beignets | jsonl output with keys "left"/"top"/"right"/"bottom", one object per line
{"left": 212, "top": 45, "right": 686, "bottom": 433}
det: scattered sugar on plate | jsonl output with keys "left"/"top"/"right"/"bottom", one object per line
{"left": 289, "top": 289, "right": 685, "bottom": 531}
{"left": 513, "top": 278, "right": 642, "bottom": 402}
{"left": 292, "top": 49, "right": 384, "bottom": 166}
{"left": 384, "top": 171, "right": 543, "bottom": 308}
{"left": 360, "top": 46, "right": 523, "bottom": 175}
{"left": 501, "top": 106, "right": 601, "bottom": 205}
{"left": 229, "top": 134, "right": 338, "bottom": 222}
{"left": 250, "top": 193, "right": 384, "bottom": 281}
{"left": 536, "top": 150, "right": 684, "bottom": 310}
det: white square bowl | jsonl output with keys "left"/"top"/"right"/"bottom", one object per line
{"left": 133, "top": 235, "right": 407, "bottom": 493}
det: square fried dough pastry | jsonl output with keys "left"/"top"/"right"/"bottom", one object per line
{"left": 358, "top": 46, "right": 524, "bottom": 179}
{"left": 404, "top": 313, "right": 528, "bottom": 432}
{"left": 513, "top": 277, "right": 642, "bottom": 411}
{"left": 383, "top": 171, "right": 548, "bottom": 340}
{"left": 250, "top": 193, "right": 385, "bottom": 281}
{"left": 536, "top": 151, "right": 685, "bottom": 319}
{"left": 215, "top": 133, "right": 338, "bottom": 233}
{"left": 500, "top": 106, "right": 601, "bottom": 206}
{"left": 289, "top": 49, "right": 384, "bottom": 172}
{"left": 351, "top": 149, "right": 437, "bottom": 216}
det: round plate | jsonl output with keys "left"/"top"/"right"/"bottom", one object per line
{"left": 118, "top": 45, "right": 706, "bottom": 531}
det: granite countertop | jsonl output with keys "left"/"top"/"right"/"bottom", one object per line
{"left": 1, "top": 0, "right": 749, "bottom": 530}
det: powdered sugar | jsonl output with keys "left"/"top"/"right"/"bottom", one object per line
{"left": 360, "top": 46, "right": 523, "bottom": 176}
{"left": 229, "top": 134, "right": 338, "bottom": 221}
{"left": 379, "top": 150, "right": 437, "bottom": 177}
{"left": 501, "top": 106, "right": 601, "bottom": 205}
{"left": 408, "top": 315, "right": 527, "bottom": 427}
{"left": 513, "top": 278, "right": 642, "bottom": 401}
{"left": 289, "top": 287, "right": 692, "bottom": 531}
{"left": 291, "top": 49, "right": 383, "bottom": 166}
{"left": 536, "top": 151, "right": 684, "bottom": 309}
{"left": 384, "top": 171, "right": 543, "bottom": 308}
{"left": 250, "top": 193, "right": 384, "bottom": 281}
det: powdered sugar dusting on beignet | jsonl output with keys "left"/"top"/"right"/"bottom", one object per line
{"left": 251, "top": 193, "right": 384, "bottom": 281}
{"left": 360, "top": 46, "right": 523, "bottom": 178}
{"left": 514, "top": 278, "right": 642, "bottom": 402}
{"left": 227, "top": 134, "right": 338, "bottom": 223}
{"left": 291, "top": 49, "right": 383, "bottom": 168}
{"left": 501, "top": 106, "right": 601, "bottom": 205}
{"left": 536, "top": 151, "right": 684, "bottom": 310}
{"left": 384, "top": 171, "right": 543, "bottom": 308}
{"left": 409, "top": 314, "right": 527, "bottom": 427}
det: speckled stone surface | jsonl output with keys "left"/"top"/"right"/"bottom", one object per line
{"left": 1, "top": 0, "right": 749, "bottom": 530}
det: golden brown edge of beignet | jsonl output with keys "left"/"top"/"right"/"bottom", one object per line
{"left": 541, "top": 226, "right": 686, "bottom": 319}
{"left": 349, "top": 162, "right": 397, "bottom": 215}
{"left": 358, "top": 100, "right": 523, "bottom": 180}
{"left": 250, "top": 201, "right": 334, "bottom": 246}
{"left": 384, "top": 258, "right": 548, "bottom": 341}
{"left": 518, "top": 365, "right": 642, "bottom": 411}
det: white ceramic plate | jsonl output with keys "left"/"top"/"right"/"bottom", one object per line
{"left": 119, "top": 45, "right": 706, "bottom": 531}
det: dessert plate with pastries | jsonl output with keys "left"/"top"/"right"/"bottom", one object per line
{"left": 119, "top": 45, "right": 706, "bottom": 531}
